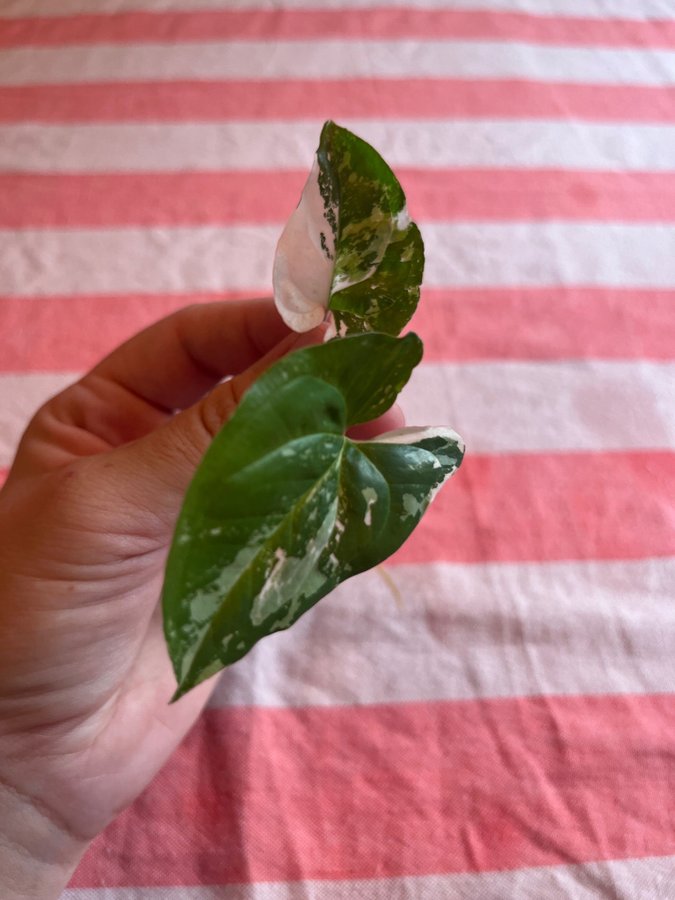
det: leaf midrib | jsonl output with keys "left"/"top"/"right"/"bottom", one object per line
{"left": 205, "top": 426, "right": 343, "bottom": 489}
{"left": 180, "top": 439, "right": 348, "bottom": 690}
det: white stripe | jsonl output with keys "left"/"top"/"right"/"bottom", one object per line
{"left": 6, "top": 0, "right": 674, "bottom": 22}
{"left": 205, "top": 558, "right": 675, "bottom": 708}
{"left": 3, "top": 377, "right": 672, "bottom": 704}
{"left": 2, "top": 222, "right": 674, "bottom": 299}
{"left": 402, "top": 360, "right": 675, "bottom": 454}
{"left": 0, "top": 372, "right": 72, "bottom": 470}
{"left": 2, "top": 40, "right": 674, "bottom": 87}
{"left": 3, "top": 360, "right": 674, "bottom": 468}
{"left": 59, "top": 855, "right": 675, "bottom": 899}
{"left": 423, "top": 222, "right": 675, "bottom": 289}
{"left": 2, "top": 120, "right": 673, "bottom": 174}
{"left": 0, "top": 224, "right": 275, "bottom": 297}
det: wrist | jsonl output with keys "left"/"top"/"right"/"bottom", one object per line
{"left": 0, "top": 777, "right": 87, "bottom": 900}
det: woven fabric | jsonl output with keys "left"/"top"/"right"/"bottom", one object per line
{"left": 0, "top": 1, "right": 674, "bottom": 897}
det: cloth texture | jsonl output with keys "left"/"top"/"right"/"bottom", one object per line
{"left": 0, "top": 0, "right": 674, "bottom": 897}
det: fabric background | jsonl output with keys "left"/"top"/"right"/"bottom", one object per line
{"left": 0, "top": 0, "right": 674, "bottom": 897}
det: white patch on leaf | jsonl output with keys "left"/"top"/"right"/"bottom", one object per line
{"left": 361, "top": 486, "right": 378, "bottom": 526}
{"left": 331, "top": 204, "right": 390, "bottom": 293}
{"left": 393, "top": 205, "right": 411, "bottom": 233}
{"left": 364, "top": 425, "right": 465, "bottom": 518}
{"left": 250, "top": 498, "right": 338, "bottom": 627}
{"left": 323, "top": 313, "right": 349, "bottom": 341}
{"left": 188, "top": 543, "right": 259, "bottom": 624}
{"left": 369, "top": 425, "right": 465, "bottom": 454}
{"left": 273, "top": 159, "right": 335, "bottom": 333}
{"left": 402, "top": 493, "right": 425, "bottom": 519}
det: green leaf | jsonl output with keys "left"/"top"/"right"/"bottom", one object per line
{"left": 162, "top": 333, "right": 463, "bottom": 700}
{"left": 273, "top": 120, "right": 424, "bottom": 337}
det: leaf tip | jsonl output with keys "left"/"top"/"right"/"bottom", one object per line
{"left": 401, "top": 330, "right": 424, "bottom": 362}
{"left": 168, "top": 682, "right": 189, "bottom": 704}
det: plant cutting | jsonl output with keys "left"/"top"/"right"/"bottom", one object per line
{"left": 162, "top": 121, "right": 465, "bottom": 700}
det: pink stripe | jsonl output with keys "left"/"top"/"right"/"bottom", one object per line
{"left": 2, "top": 79, "right": 673, "bottom": 124}
{"left": 0, "top": 171, "right": 304, "bottom": 228}
{"left": 393, "top": 451, "right": 675, "bottom": 564}
{"left": 70, "top": 693, "right": 675, "bottom": 886}
{"left": 0, "top": 337, "right": 671, "bottom": 564}
{"left": 414, "top": 287, "right": 675, "bottom": 362}
{"left": 2, "top": 289, "right": 674, "bottom": 374}
{"left": 0, "top": 293, "right": 239, "bottom": 373}
{"left": 2, "top": 8, "right": 675, "bottom": 49}
{"left": 4, "top": 170, "right": 675, "bottom": 228}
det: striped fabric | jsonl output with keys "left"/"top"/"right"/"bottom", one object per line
{"left": 1, "top": 0, "right": 674, "bottom": 897}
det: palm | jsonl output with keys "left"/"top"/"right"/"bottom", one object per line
{"left": 0, "top": 300, "right": 293, "bottom": 842}
{"left": 0, "top": 392, "right": 209, "bottom": 846}
{"left": 0, "top": 300, "right": 403, "bottom": 846}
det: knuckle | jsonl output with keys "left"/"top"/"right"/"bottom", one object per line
{"left": 195, "top": 381, "right": 237, "bottom": 443}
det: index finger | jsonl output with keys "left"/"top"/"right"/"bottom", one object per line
{"left": 91, "top": 298, "right": 291, "bottom": 413}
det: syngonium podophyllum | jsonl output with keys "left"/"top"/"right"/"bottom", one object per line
{"left": 162, "top": 121, "right": 464, "bottom": 701}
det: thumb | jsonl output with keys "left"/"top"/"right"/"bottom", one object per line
{"left": 100, "top": 324, "right": 327, "bottom": 534}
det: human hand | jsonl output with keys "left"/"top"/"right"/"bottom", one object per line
{"left": 0, "top": 299, "right": 403, "bottom": 898}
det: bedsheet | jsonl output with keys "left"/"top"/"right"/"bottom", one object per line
{"left": 0, "top": 0, "right": 674, "bottom": 897}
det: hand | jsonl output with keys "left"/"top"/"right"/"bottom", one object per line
{"left": 0, "top": 299, "right": 402, "bottom": 898}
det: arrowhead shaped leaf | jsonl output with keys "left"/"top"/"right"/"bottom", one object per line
{"left": 273, "top": 120, "right": 424, "bottom": 337}
{"left": 162, "top": 333, "right": 463, "bottom": 700}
